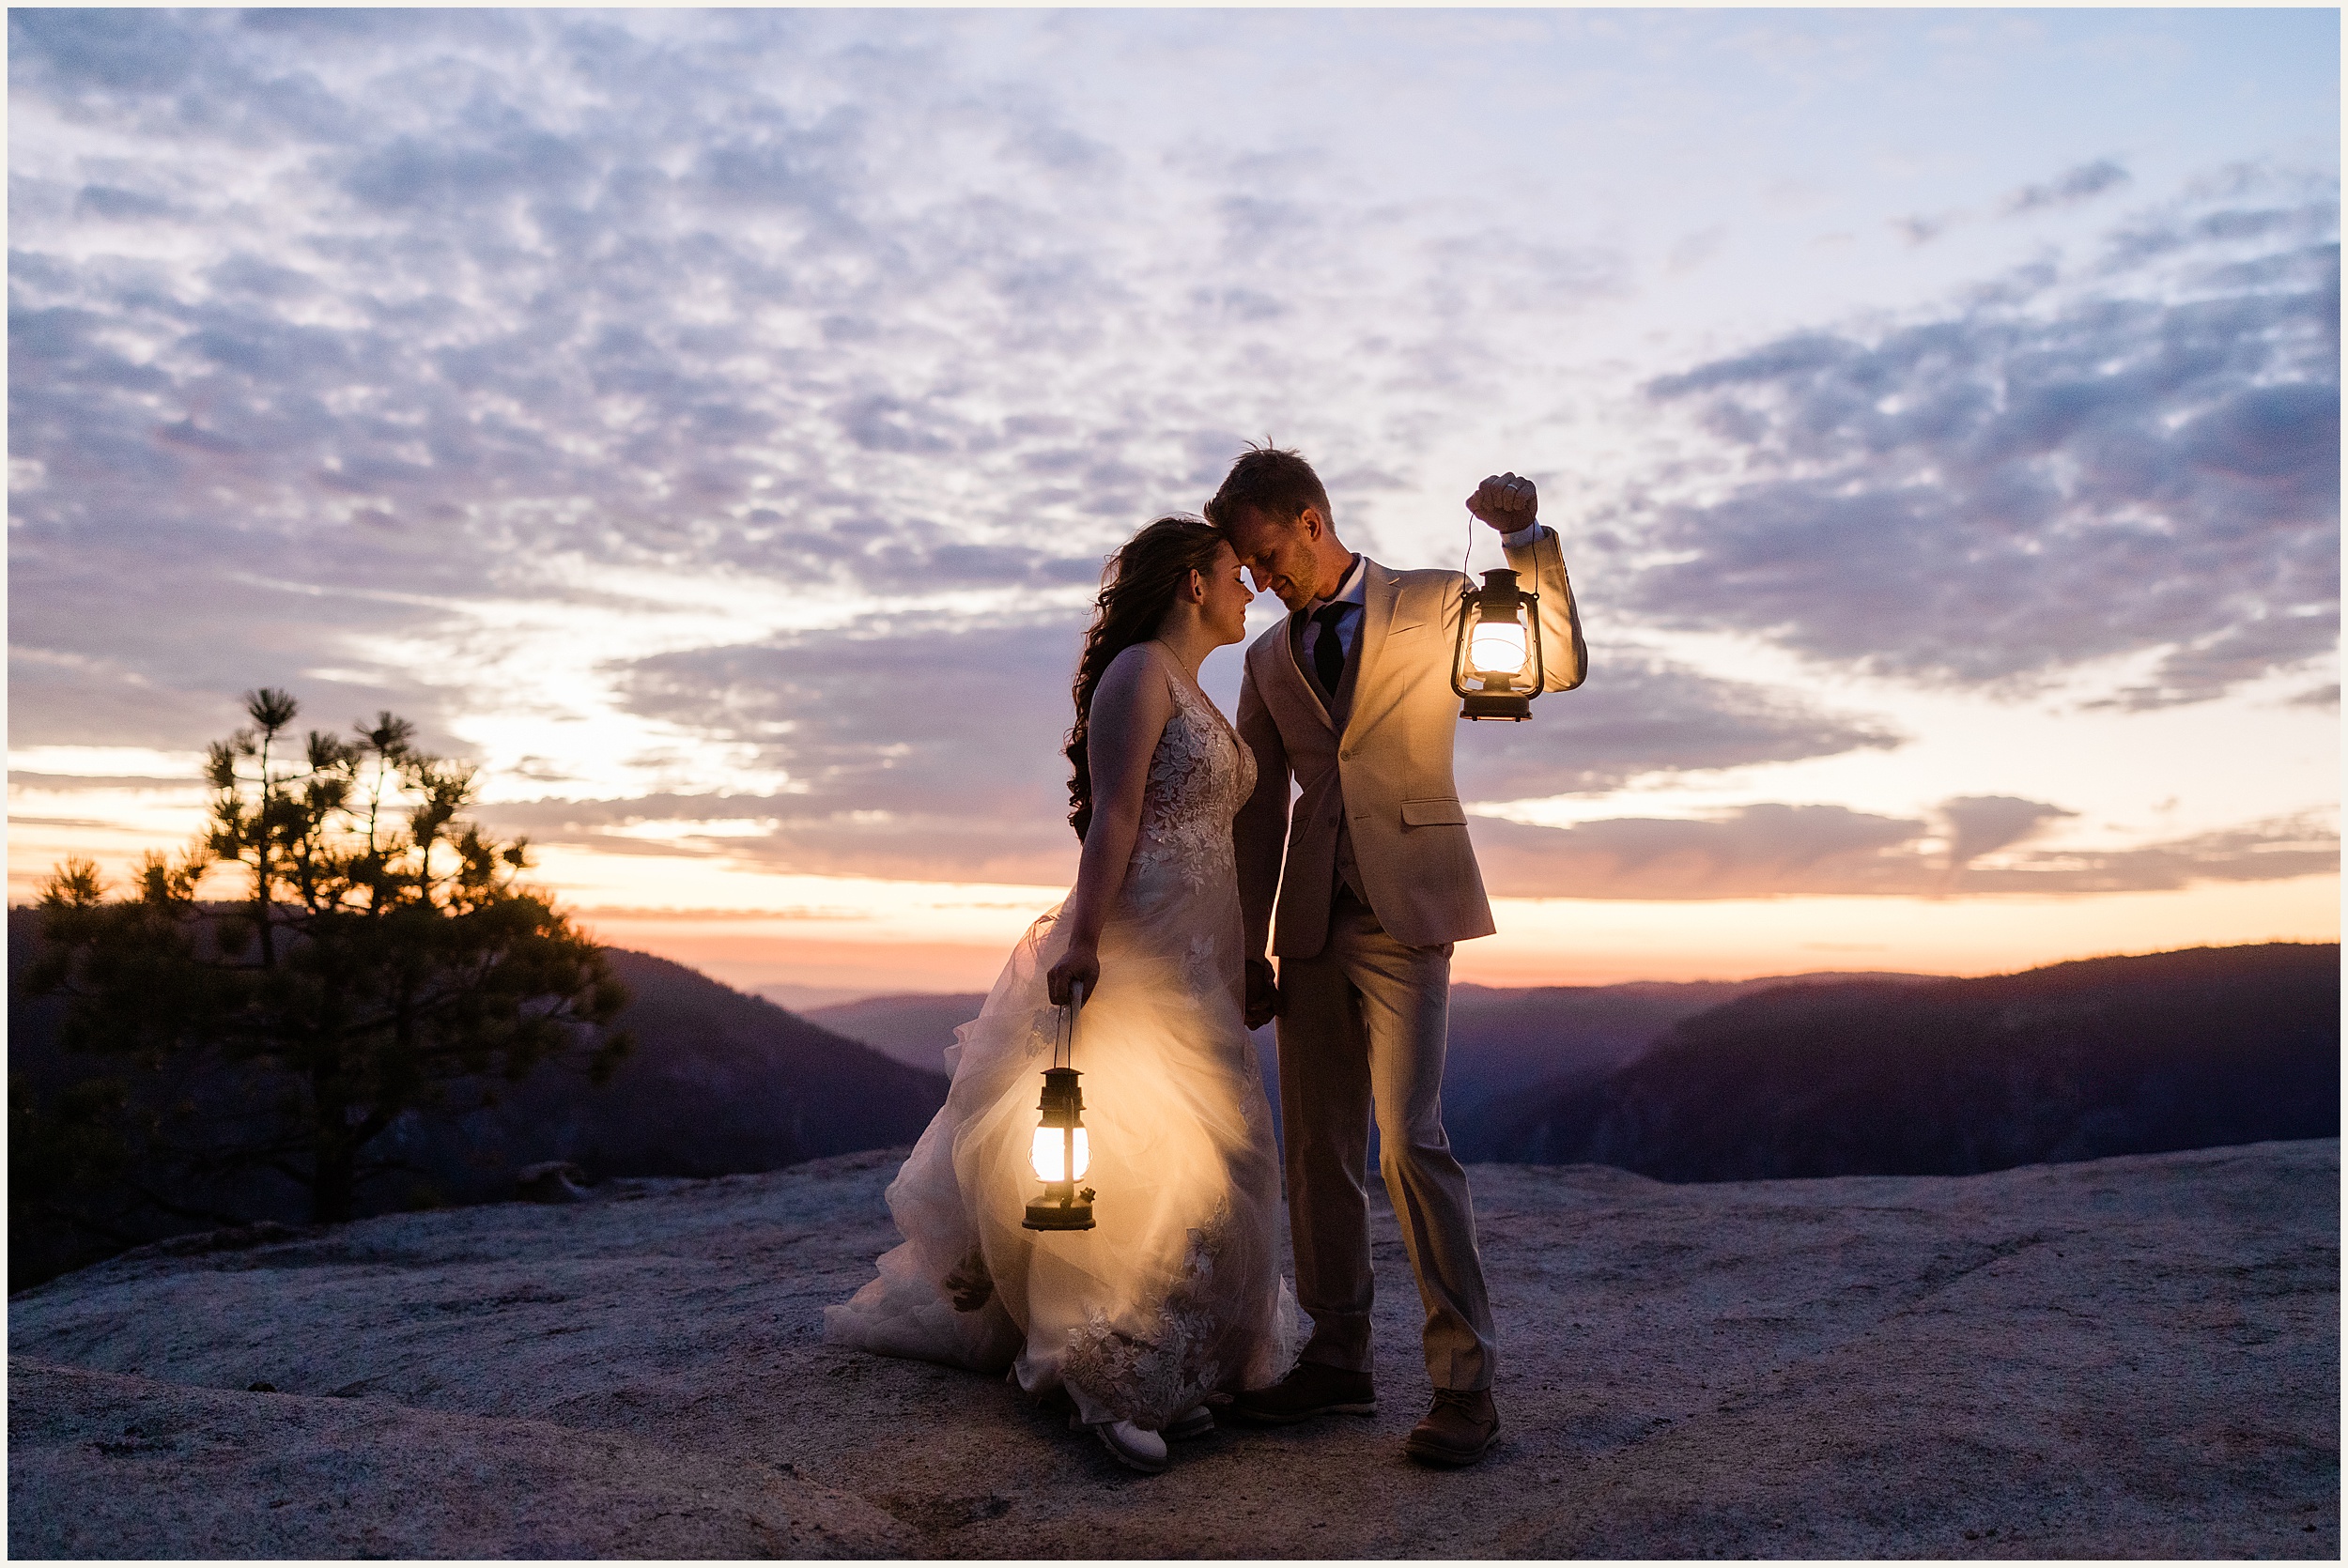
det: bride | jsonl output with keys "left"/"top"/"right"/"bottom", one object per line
{"left": 824, "top": 515, "right": 1297, "bottom": 1473}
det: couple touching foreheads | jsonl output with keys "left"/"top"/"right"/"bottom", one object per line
{"left": 826, "top": 444, "right": 1586, "bottom": 1473}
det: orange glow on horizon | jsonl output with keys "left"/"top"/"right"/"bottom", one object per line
{"left": 11, "top": 791, "right": 2337, "bottom": 1002}
{"left": 577, "top": 874, "right": 2340, "bottom": 1000}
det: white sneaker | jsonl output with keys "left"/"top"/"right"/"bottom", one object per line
{"left": 1091, "top": 1419, "right": 1169, "bottom": 1473}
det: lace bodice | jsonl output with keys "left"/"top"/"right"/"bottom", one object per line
{"left": 1124, "top": 662, "right": 1256, "bottom": 912}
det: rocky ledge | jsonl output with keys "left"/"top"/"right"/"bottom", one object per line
{"left": 9, "top": 1139, "right": 2339, "bottom": 1558}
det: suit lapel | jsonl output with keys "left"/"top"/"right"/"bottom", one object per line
{"left": 1337, "top": 560, "right": 1399, "bottom": 734}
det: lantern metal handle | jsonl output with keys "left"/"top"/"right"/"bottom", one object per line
{"left": 1053, "top": 977, "right": 1085, "bottom": 1070}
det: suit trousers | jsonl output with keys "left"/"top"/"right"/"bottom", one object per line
{"left": 1276, "top": 889, "right": 1497, "bottom": 1391}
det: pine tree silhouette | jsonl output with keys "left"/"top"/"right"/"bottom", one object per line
{"left": 23, "top": 689, "right": 631, "bottom": 1225}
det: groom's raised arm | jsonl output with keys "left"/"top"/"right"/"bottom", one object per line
{"left": 1471, "top": 471, "right": 1588, "bottom": 693}
{"left": 1503, "top": 524, "right": 1588, "bottom": 693}
{"left": 1232, "top": 658, "right": 1290, "bottom": 963}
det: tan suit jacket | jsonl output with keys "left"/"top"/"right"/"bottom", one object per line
{"left": 1233, "top": 525, "right": 1585, "bottom": 960}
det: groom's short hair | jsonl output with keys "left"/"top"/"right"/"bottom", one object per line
{"left": 1205, "top": 443, "right": 1331, "bottom": 532}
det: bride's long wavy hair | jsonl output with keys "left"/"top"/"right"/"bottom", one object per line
{"left": 1065, "top": 515, "right": 1228, "bottom": 843}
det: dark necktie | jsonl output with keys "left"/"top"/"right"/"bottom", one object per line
{"left": 1311, "top": 602, "right": 1352, "bottom": 698}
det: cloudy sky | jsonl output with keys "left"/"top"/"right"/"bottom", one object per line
{"left": 9, "top": 8, "right": 2338, "bottom": 999}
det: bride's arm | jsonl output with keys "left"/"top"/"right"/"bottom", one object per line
{"left": 1045, "top": 645, "right": 1174, "bottom": 1006}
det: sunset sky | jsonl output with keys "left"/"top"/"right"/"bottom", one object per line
{"left": 9, "top": 8, "right": 2339, "bottom": 1003}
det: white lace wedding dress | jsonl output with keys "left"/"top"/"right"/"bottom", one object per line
{"left": 824, "top": 651, "right": 1298, "bottom": 1429}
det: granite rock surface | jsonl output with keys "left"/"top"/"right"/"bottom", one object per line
{"left": 10, "top": 1140, "right": 2338, "bottom": 1558}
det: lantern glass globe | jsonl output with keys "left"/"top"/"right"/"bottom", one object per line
{"left": 1469, "top": 619, "right": 1529, "bottom": 677}
{"left": 1029, "top": 1125, "right": 1090, "bottom": 1182}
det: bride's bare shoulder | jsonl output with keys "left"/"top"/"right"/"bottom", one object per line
{"left": 1101, "top": 638, "right": 1179, "bottom": 684}
{"left": 1091, "top": 641, "right": 1179, "bottom": 716}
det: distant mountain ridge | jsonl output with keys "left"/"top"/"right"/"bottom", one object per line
{"left": 806, "top": 949, "right": 2340, "bottom": 1179}
{"left": 1491, "top": 943, "right": 2340, "bottom": 1179}
{"left": 801, "top": 991, "right": 989, "bottom": 1075}
{"left": 1437, "top": 972, "right": 1938, "bottom": 1161}
{"left": 377, "top": 948, "right": 949, "bottom": 1191}
{"left": 807, "top": 970, "right": 1938, "bottom": 1160}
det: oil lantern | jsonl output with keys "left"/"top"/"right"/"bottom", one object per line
{"left": 1024, "top": 979, "right": 1096, "bottom": 1232}
{"left": 1451, "top": 567, "right": 1546, "bottom": 721}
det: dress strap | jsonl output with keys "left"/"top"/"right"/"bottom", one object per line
{"left": 1147, "top": 639, "right": 1197, "bottom": 711}
{"left": 1141, "top": 640, "right": 1238, "bottom": 743}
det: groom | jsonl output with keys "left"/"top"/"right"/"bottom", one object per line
{"left": 1210, "top": 445, "right": 1585, "bottom": 1467}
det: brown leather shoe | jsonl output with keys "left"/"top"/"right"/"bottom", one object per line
{"left": 1403, "top": 1387, "right": 1500, "bottom": 1466}
{"left": 1226, "top": 1362, "right": 1376, "bottom": 1425}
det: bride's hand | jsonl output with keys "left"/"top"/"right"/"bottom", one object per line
{"left": 1046, "top": 943, "right": 1100, "bottom": 1007}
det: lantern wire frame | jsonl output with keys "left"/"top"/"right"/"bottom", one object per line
{"left": 1452, "top": 566, "right": 1544, "bottom": 721}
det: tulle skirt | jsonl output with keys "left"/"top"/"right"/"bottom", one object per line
{"left": 823, "top": 887, "right": 1297, "bottom": 1429}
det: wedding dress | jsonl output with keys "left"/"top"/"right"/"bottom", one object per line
{"left": 824, "top": 649, "right": 1297, "bottom": 1430}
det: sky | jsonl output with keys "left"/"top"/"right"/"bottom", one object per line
{"left": 8, "top": 8, "right": 2339, "bottom": 1002}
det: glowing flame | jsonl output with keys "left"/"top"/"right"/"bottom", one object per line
{"left": 1029, "top": 1125, "right": 1090, "bottom": 1182}
{"left": 1468, "top": 619, "right": 1528, "bottom": 677}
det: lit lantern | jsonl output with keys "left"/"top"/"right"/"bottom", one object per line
{"left": 1452, "top": 567, "right": 1545, "bottom": 721}
{"left": 1024, "top": 980, "right": 1097, "bottom": 1232}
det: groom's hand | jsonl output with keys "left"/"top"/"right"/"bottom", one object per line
{"left": 1467, "top": 472, "right": 1537, "bottom": 532}
{"left": 1244, "top": 957, "right": 1282, "bottom": 1029}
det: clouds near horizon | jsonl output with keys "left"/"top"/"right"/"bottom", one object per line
{"left": 1474, "top": 803, "right": 2337, "bottom": 901}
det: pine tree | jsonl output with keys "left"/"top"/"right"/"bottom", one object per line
{"left": 24, "top": 688, "right": 631, "bottom": 1225}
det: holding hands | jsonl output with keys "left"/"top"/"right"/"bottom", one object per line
{"left": 1466, "top": 472, "right": 1537, "bottom": 533}
{"left": 1244, "top": 957, "right": 1281, "bottom": 1030}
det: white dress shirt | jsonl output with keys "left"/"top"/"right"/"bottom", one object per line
{"left": 1300, "top": 551, "right": 1371, "bottom": 674}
